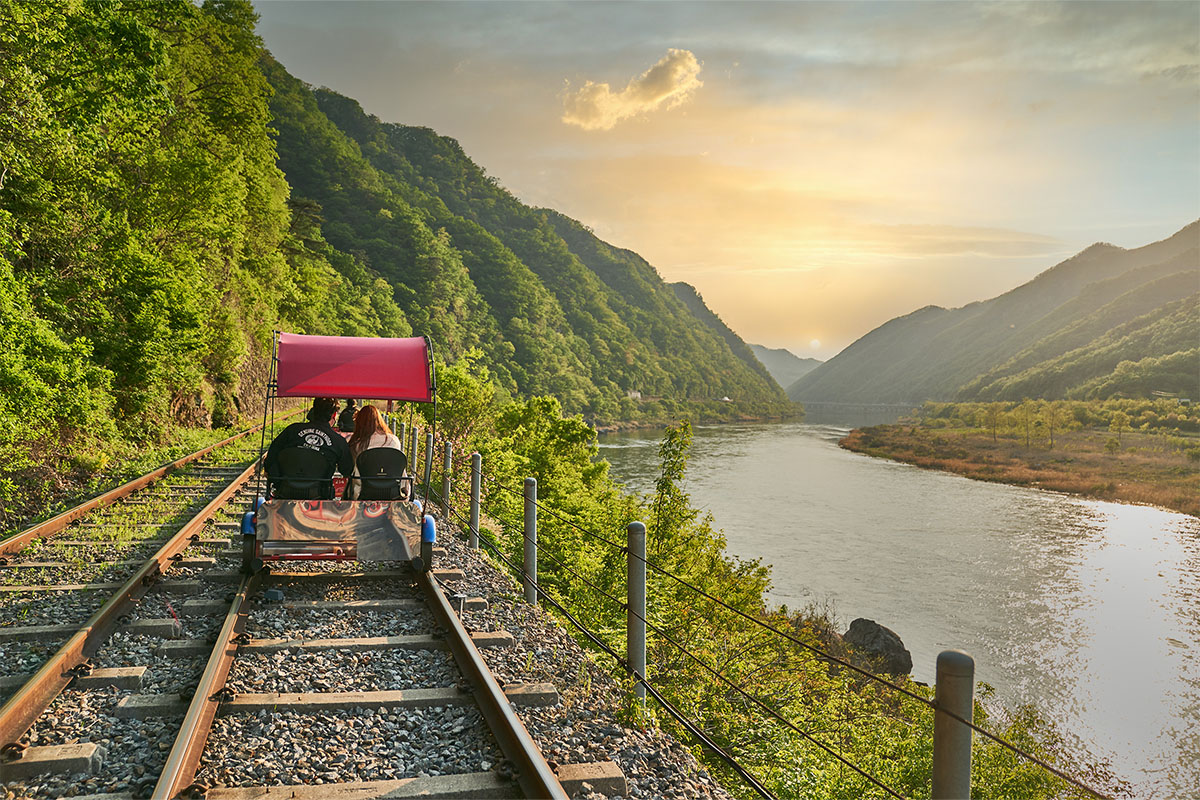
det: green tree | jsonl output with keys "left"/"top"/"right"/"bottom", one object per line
{"left": 984, "top": 403, "right": 1003, "bottom": 443}
{"left": 1042, "top": 400, "right": 1065, "bottom": 449}
{"left": 1017, "top": 399, "right": 1037, "bottom": 447}
{"left": 1109, "top": 410, "right": 1130, "bottom": 444}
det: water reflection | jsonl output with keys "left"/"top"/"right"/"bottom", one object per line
{"left": 597, "top": 422, "right": 1200, "bottom": 798}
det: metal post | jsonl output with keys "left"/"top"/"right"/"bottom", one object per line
{"left": 409, "top": 427, "right": 419, "bottom": 475}
{"left": 441, "top": 441, "right": 452, "bottom": 517}
{"left": 423, "top": 433, "right": 434, "bottom": 493}
{"left": 627, "top": 521, "right": 647, "bottom": 702}
{"left": 523, "top": 477, "right": 537, "bottom": 605}
{"left": 398, "top": 422, "right": 407, "bottom": 456}
{"left": 932, "top": 650, "right": 975, "bottom": 799}
{"left": 469, "top": 453, "right": 481, "bottom": 549}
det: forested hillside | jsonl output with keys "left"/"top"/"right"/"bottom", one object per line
{"left": 0, "top": 1, "right": 788, "bottom": 521}
{"left": 291, "top": 85, "right": 788, "bottom": 416}
{"left": 789, "top": 223, "right": 1199, "bottom": 404}
{"left": 0, "top": 1, "right": 407, "bottom": 519}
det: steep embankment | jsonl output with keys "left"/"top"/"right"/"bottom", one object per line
{"left": 789, "top": 223, "right": 1200, "bottom": 404}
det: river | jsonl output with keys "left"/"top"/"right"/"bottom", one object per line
{"left": 596, "top": 421, "right": 1200, "bottom": 798}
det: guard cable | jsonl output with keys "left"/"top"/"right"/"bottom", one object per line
{"left": 474, "top": 501, "right": 907, "bottom": 800}
{"left": 468, "top": 473, "right": 1114, "bottom": 800}
{"left": 466, "top": 516, "right": 778, "bottom": 800}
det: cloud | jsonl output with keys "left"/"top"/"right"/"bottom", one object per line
{"left": 562, "top": 49, "right": 703, "bottom": 131}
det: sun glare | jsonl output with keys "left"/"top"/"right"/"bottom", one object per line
{"left": 810, "top": 339, "right": 821, "bottom": 349}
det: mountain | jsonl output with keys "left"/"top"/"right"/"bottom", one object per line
{"left": 263, "top": 59, "right": 790, "bottom": 419}
{"left": 749, "top": 345, "right": 822, "bottom": 390}
{"left": 788, "top": 222, "right": 1200, "bottom": 404}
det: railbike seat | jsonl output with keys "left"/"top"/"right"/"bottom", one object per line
{"left": 272, "top": 447, "right": 333, "bottom": 500}
{"left": 355, "top": 448, "right": 409, "bottom": 501}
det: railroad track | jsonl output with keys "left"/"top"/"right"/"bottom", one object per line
{"left": 0, "top": 434, "right": 628, "bottom": 799}
{"left": 150, "top": 563, "right": 568, "bottom": 799}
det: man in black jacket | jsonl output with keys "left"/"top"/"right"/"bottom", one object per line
{"left": 264, "top": 397, "right": 354, "bottom": 498}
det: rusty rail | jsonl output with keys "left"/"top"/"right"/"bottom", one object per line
{"left": 152, "top": 571, "right": 262, "bottom": 799}
{"left": 0, "top": 459, "right": 260, "bottom": 747}
{"left": 0, "top": 412, "right": 294, "bottom": 557}
{"left": 419, "top": 570, "right": 567, "bottom": 799}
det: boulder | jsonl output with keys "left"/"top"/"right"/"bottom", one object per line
{"left": 843, "top": 618, "right": 912, "bottom": 675}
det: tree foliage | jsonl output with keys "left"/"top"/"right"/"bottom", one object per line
{"left": 0, "top": 0, "right": 415, "bottom": 518}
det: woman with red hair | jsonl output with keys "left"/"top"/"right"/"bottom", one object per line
{"left": 345, "top": 404, "right": 403, "bottom": 499}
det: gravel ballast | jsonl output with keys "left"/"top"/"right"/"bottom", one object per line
{"left": 245, "top": 607, "right": 434, "bottom": 640}
{"left": 198, "top": 706, "right": 500, "bottom": 787}
{"left": 3, "top": 500, "right": 736, "bottom": 800}
{"left": 228, "top": 648, "right": 458, "bottom": 693}
{"left": 3, "top": 688, "right": 176, "bottom": 799}
{"left": 433, "top": 522, "right": 734, "bottom": 800}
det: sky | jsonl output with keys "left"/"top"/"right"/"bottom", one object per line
{"left": 253, "top": 1, "right": 1200, "bottom": 361}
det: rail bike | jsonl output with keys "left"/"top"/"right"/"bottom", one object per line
{"left": 241, "top": 332, "right": 438, "bottom": 575}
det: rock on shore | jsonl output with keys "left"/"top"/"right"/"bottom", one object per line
{"left": 843, "top": 618, "right": 913, "bottom": 675}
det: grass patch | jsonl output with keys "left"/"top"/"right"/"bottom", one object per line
{"left": 842, "top": 425, "right": 1199, "bottom": 517}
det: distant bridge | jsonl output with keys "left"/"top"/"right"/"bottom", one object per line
{"left": 796, "top": 401, "right": 922, "bottom": 426}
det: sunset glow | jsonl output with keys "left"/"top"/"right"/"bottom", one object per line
{"left": 254, "top": 0, "right": 1199, "bottom": 360}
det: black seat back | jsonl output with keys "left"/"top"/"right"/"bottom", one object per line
{"left": 272, "top": 447, "right": 332, "bottom": 500}
{"left": 356, "top": 447, "right": 407, "bottom": 501}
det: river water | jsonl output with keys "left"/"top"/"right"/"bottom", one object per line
{"left": 597, "top": 421, "right": 1200, "bottom": 798}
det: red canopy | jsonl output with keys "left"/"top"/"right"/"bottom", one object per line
{"left": 275, "top": 333, "right": 434, "bottom": 402}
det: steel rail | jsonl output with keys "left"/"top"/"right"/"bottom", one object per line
{"left": 0, "top": 458, "right": 260, "bottom": 748}
{"left": 418, "top": 570, "right": 567, "bottom": 800}
{"left": 153, "top": 571, "right": 262, "bottom": 800}
{"left": 0, "top": 412, "right": 295, "bottom": 556}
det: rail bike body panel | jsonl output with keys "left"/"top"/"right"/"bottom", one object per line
{"left": 254, "top": 498, "right": 421, "bottom": 562}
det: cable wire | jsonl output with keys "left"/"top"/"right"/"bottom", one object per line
{"left": 456, "top": 468, "right": 1112, "bottom": 799}
{"left": 442, "top": 492, "right": 629, "bottom": 620}
{"left": 485, "top": 474, "right": 926, "bottom": 697}
{"left": 467, "top": 520, "right": 778, "bottom": 800}
{"left": 473, "top": 498, "right": 907, "bottom": 799}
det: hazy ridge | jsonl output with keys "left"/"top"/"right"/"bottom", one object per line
{"left": 749, "top": 344, "right": 822, "bottom": 390}
{"left": 789, "top": 222, "right": 1200, "bottom": 404}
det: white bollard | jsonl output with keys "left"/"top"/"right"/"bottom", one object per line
{"left": 441, "top": 441, "right": 452, "bottom": 516}
{"left": 469, "top": 453, "right": 481, "bottom": 549}
{"left": 932, "top": 650, "right": 975, "bottom": 799}
{"left": 409, "top": 427, "right": 419, "bottom": 478}
{"left": 423, "top": 432, "right": 434, "bottom": 493}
